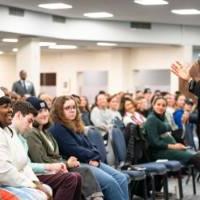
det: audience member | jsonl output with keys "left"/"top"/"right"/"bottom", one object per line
{"left": 79, "top": 96, "right": 92, "bottom": 126}
{"left": 49, "top": 95, "right": 129, "bottom": 200}
{"left": 38, "top": 92, "right": 53, "bottom": 109}
{"left": 0, "top": 90, "right": 51, "bottom": 200}
{"left": 120, "top": 97, "right": 146, "bottom": 127}
{"left": 144, "top": 96, "right": 200, "bottom": 170}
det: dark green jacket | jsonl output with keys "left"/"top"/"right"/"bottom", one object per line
{"left": 24, "top": 127, "right": 62, "bottom": 163}
{"left": 144, "top": 112, "right": 195, "bottom": 163}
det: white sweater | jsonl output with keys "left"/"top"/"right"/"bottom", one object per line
{"left": 0, "top": 126, "right": 38, "bottom": 187}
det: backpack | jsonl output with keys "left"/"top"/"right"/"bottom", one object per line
{"left": 125, "top": 123, "right": 150, "bottom": 164}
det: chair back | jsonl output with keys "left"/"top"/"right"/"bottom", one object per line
{"left": 125, "top": 123, "right": 150, "bottom": 164}
{"left": 87, "top": 127, "right": 107, "bottom": 163}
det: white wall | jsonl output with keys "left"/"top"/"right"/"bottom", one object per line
{"left": 0, "top": 45, "right": 188, "bottom": 96}
{"left": 41, "top": 50, "right": 112, "bottom": 95}
{"left": 130, "top": 46, "right": 183, "bottom": 70}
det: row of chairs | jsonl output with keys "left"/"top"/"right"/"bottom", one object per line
{"left": 87, "top": 124, "right": 197, "bottom": 200}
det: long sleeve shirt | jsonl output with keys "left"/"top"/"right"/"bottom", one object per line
{"left": 0, "top": 127, "right": 38, "bottom": 187}
{"left": 49, "top": 123, "right": 101, "bottom": 163}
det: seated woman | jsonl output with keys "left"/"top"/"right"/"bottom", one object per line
{"left": 49, "top": 95, "right": 129, "bottom": 200}
{"left": 120, "top": 97, "right": 146, "bottom": 127}
{"left": 144, "top": 96, "right": 200, "bottom": 169}
{"left": 24, "top": 97, "right": 103, "bottom": 200}
{"left": 0, "top": 90, "right": 51, "bottom": 200}
{"left": 79, "top": 95, "right": 93, "bottom": 126}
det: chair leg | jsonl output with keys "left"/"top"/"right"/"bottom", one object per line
{"left": 163, "top": 174, "right": 169, "bottom": 200}
{"left": 191, "top": 166, "right": 196, "bottom": 195}
{"left": 143, "top": 178, "right": 148, "bottom": 200}
{"left": 150, "top": 174, "right": 156, "bottom": 200}
{"left": 177, "top": 170, "right": 183, "bottom": 199}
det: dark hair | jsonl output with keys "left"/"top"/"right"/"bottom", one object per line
{"left": 119, "top": 97, "right": 136, "bottom": 117}
{"left": 136, "top": 90, "right": 142, "bottom": 94}
{"left": 152, "top": 96, "right": 167, "bottom": 106}
{"left": 175, "top": 93, "right": 185, "bottom": 101}
{"left": 94, "top": 93, "right": 107, "bottom": 106}
{"left": 144, "top": 88, "right": 151, "bottom": 94}
{"left": 12, "top": 101, "right": 38, "bottom": 117}
{"left": 0, "top": 96, "right": 11, "bottom": 106}
{"left": 185, "top": 98, "right": 194, "bottom": 106}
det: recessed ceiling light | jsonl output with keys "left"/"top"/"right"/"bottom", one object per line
{"left": 49, "top": 45, "right": 77, "bottom": 49}
{"left": 12, "top": 48, "right": 18, "bottom": 52}
{"left": 2, "top": 38, "right": 18, "bottom": 43}
{"left": 134, "top": 0, "right": 168, "bottom": 5}
{"left": 39, "top": 42, "right": 56, "bottom": 47}
{"left": 83, "top": 12, "right": 113, "bottom": 18}
{"left": 0, "top": 51, "right": 4, "bottom": 55}
{"left": 38, "top": 3, "right": 72, "bottom": 10}
{"left": 97, "top": 42, "right": 118, "bottom": 46}
{"left": 171, "top": 9, "right": 200, "bottom": 15}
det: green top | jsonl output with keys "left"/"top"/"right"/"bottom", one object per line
{"left": 24, "top": 127, "right": 62, "bottom": 164}
{"left": 144, "top": 111, "right": 195, "bottom": 163}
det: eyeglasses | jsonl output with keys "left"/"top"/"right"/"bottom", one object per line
{"left": 64, "top": 105, "right": 76, "bottom": 111}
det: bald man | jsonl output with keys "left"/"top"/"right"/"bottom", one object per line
{"left": 12, "top": 70, "right": 36, "bottom": 97}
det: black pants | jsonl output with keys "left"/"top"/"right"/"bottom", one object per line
{"left": 189, "top": 152, "right": 200, "bottom": 171}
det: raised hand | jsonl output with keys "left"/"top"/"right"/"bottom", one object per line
{"left": 170, "top": 61, "right": 190, "bottom": 81}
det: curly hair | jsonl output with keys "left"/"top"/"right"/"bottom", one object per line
{"left": 50, "top": 95, "right": 84, "bottom": 133}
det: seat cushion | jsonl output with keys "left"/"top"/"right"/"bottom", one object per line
{"left": 136, "top": 163, "right": 167, "bottom": 175}
{"left": 156, "top": 160, "right": 182, "bottom": 171}
{"left": 122, "top": 170, "right": 146, "bottom": 181}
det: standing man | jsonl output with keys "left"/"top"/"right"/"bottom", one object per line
{"left": 12, "top": 70, "right": 36, "bottom": 97}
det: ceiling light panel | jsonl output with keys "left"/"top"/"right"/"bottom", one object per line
{"left": 38, "top": 3, "right": 72, "bottom": 10}
{"left": 83, "top": 12, "right": 113, "bottom": 18}
{"left": 134, "top": 0, "right": 168, "bottom": 5}
{"left": 171, "top": 9, "right": 200, "bottom": 15}
{"left": 39, "top": 42, "right": 56, "bottom": 47}
{"left": 12, "top": 48, "right": 18, "bottom": 52}
{"left": 49, "top": 45, "right": 77, "bottom": 49}
{"left": 97, "top": 42, "right": 118, "bottom": 46}
{"left": 2, "top": 38, "right": 18, "bottom": 43}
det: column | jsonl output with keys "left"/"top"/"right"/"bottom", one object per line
{"left": 108, "top": 48, "right": 132, "bottom": 94}
{"left": 16, "top": 37, "right": 40, "bottom": 95}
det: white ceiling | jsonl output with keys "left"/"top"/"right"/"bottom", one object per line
{"left": 0, "top": 0, "right": 200, "bottom": 26}
{"left": 1, "top": 0, "right": 200, "bottom": 54}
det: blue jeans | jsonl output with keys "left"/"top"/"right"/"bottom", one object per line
{"left": 111, "top": 127, "right": 127, "bottom": 163}
{"left": 82, "top": 163, "right": 129, "bottom": 200}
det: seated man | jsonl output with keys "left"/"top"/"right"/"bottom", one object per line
{"left": 11, "top": 100, "right": 82, "bottom": 200}
{"left": 0, "top": 89, "right": 51, "bottom": 200}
